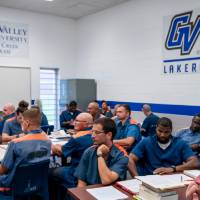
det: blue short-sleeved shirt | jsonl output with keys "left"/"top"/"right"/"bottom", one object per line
{"left": 2, "top": 118, "right": 22, "bottom": 136}
{"left": 0, "top": 113, "right": 16, "bottom": 134}
{"left": 132, "top": 135, "right": 195, "bottom": 175}
{"left": 60, "top": 110, "right": 81, "bottom": 129}
{"left": 114, "top": 117, "right": 141, "bottom": 152}
{"left": 175, "top": 128, "right": 200, "bottom": 156}
{"left": 0, "top": 133, "right": 51, "bottom": 187}
{"left": 41, "top": 112, "right": 49, "bottom": 126}
{"left": 74, "top": 144, "right": 128, "bottom": 185}
{"left": 141, "top": 113, "right": 159, "bottom": 136}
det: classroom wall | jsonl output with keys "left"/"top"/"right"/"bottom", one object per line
{"left": 0, "top": 6, "right": 76, "bottom": 101}
{"left": 75, "top": 0, "right": 200, "bottom": 131}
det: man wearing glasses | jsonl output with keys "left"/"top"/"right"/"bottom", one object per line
{"left": 50, "top": 112, "right": 93, "bottom": 192}
{"left": 75, "top": 117, "right": 128, "bottom": 186}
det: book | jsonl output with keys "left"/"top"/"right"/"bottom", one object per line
{"left": 86, "top": 186, "right": 128, "bottom": 200}
{"left": 139, "top": 185, "right": 178, "bottom": 200}
{"left": 135, "top": 174, "right": 192, "bottom": 192}
{"left": 116, "top": 179, "right": 142, "bottom": 195}
{"left": 184, "top": 170, "right": 200, "bottom": 178}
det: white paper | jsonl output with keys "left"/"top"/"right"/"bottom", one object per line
{"left": 0, "top": 147, "right": 6, "bottom": 161}
{"left": 136, "top": 174, "right": 192, "bottom": 190}
{"left": 87, "top": 186, "right": 128, "bottom": 200}
{"left": 184, "top": 170, "right": 200, "bottom": 178}
{"left": 117, "top": 179, "right": 142, "bottom": 193}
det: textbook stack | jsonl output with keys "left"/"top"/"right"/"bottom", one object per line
{"left": 138, "top": 185, "right": 178, "bottom": 200}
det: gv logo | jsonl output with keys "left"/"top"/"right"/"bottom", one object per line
{"left": 165, "top": 11, "right": 200, "bottom": 55}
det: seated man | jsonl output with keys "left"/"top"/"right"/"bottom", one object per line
{"left": 74, "top": 118, "right": 128, "bottom": 186}
{"left": 49, "top": 112, "right": 93, "bottom": 188}
{"left": 101, "top": 100, "right": 113, "bottom": 118}
{"left": 87, "top": 101, "right": 104, "bottom": 121}
{"left": 0, "top": 103, "right": 15, "bottom": 134}
{"left": 60, "top": 101, "right": 81, "bottom": 129}
{"left": 176, "top": 113, "right": 200, "bottom": 160}
{"left": 128, "top": 117, "right": 199, "bottom": 177}
{"left": 141, "top": 104, "right": 159, "bottom": 137}
{"left": 0, "top": 108, "right": 51, "bottom": 189}
{"left": 2, "top": 107, "right": 27, "bottom": 142}
{"left": 113, "top": 104, "right": 141, "bottom": 153}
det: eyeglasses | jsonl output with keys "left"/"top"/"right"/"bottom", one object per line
{"left": 74, "top": 119, "right": 87, "bottom": 123}
{"left": 91, "top": 130, "right": 105, "bottom": 135}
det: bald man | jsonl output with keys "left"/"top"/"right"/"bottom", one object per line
{"left": 141, "top": 104, "right": 159, "bottom": 137}
{"left": 87, "top": 102, "right": 104, "bottom": 121}
{"left": 49, "top": 113, "right": 94, "bottom": 191}
{"left": 0, "top": 103, "right": 15, "bottom": 134}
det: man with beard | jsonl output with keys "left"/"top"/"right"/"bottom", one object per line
{"left": 176, "top": 114, "right": 200, "bottom": 161}
{"left": 128, "top": 117, "right": 199, "bottom": 177}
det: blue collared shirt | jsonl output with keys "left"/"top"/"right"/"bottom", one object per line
{"left": 2, "top": 118, "right": 22, "bottom": 136}
{"left": 74, "top": 144, "right": 128, "bottom": 185}
{"left": 132, "top": 135, "right": 195, "bottom": 175}
{"left": 0, "top": 113, "right": 16, "bottom": 134}
{"left": 60, "top": 110, "right": 81, "bottom": 129}
{"left": 0, "top": 133, "right": 51, "bottom": 187}
{"left": 114, "top": 117, "right": 141, "bottom": 152}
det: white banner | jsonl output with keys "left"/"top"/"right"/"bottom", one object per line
{"left": 163, "top": 9, "right": 200, "bottom": 75}
{"left": 0, "top": 21, "right": 29, "bottom": 57}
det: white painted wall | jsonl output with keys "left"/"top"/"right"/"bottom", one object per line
{"left": 0, "top": 6, "right": 76, "bottom": 101}
{"left": 75, "top": 0, "right": 200, "bottom": 106}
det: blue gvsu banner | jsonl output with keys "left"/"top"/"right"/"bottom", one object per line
{"left": 0, "top": 21, "right": 29, "bottom": 57}
{"left": 163, "top": 9, "right": 200, "bottom": 75}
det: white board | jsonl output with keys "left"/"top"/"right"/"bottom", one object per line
{"left": 0, "top": 66, "right": 31, "bottom": 108}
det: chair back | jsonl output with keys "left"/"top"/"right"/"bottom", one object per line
{"left": 41, "top": 125, "right": 54, "bottom": 135}
{"left": 11, "top": 159, "right": 50, "bottom": 200}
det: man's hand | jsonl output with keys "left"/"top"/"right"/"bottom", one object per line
{"left": 186, "top": 181, "right": 200, "bottom": 200}
{"left": 153, "top": 167, "right": 174, "bottom": 175}
{"left": 51, "top": 144, "right": 62, "bottom": 156}
{"left": 97, "top": 144, "right": 110, "bottom": 157}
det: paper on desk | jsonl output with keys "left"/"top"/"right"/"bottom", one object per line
{"left": 87, "top": 186, "right": 128, "bottom": 200}
{"left": 135, "top": 174, "right": 193, "bottom": 191}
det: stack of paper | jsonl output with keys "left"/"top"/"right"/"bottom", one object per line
{"left": 135, "top": 174, "right": 192, "bottom": 192}
{"left": 87, "top": 186, "right": 128, "bottom": 200}
{"left": 184, "top": 170, "right": 200, "bottom": 178}
{"left": 116, "top": 179, "right": 142, "bottom": 195}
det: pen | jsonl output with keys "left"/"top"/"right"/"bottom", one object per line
{"left": 133, "top": 195, "right": 142, "bottom": 200}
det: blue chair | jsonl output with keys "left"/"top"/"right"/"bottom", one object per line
{"left": 4, "top": 159, "right": 50, "bottom": 200}
{"left": 41, "top": 125, "right": 54, "bottom": 135}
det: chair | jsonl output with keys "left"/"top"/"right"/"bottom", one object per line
{"left": 41, "top": 125, "right": 54, "bottom": 135}
{"left": 10, "top": 159, "right": 50, "bottom": 200}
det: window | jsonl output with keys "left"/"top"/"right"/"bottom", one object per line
{"left": 40, "top": 68, "right": 59, "bottom": 128}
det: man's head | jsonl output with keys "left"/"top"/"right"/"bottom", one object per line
{"left": 87, "top": 102, "right": 99, "bottom": 117}
{"left": 74, "top": 112, "right": 93, "bottom": 131}
{"left": 190, "top": 114, "right": 200, "bottom": 133}
{"left": 18, "top": 100, "right": 29, "bottom": 110}
{"left": 142, "top": 104, "right": 151, "bottom": 116}
{"left": 92, "top": 118, "right": 116, "bottom": 145}
{"left": 102, "top": 100, "right": 108, "bottom": 110}
{"left": 156, "top": 117, "right": 172, "bottom": 144}
{"left": 116, "top": 104, "right": 131, "bottom": 121}
{"left": 68, "top": 101, "right": 78, "bottom": 112}
{"left": 3, "top": 103, "right": 15, "bottom": 117}
{"left": 21, "top": 108, "right": 41, "bottom": 132}
{"left": 16, "top": 107, "right": 27, "bottom": 124}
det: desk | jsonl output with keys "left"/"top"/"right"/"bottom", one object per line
{"left": 68, "top": 183, "right": 187, "bottom": 200}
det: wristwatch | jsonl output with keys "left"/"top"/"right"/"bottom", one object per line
{"left": 171, "top": 165, "right": 176, "bottom": 172}
{"left": 97, "top": 151, "right": 103, "bottom": 158}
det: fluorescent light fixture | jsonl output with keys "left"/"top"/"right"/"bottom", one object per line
{"left": 44, "top": 0, "right": 54, "bottom": 2}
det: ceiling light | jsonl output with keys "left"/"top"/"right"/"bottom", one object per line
{"left": 44, "top": 0, "right": 54, "bottom": 2}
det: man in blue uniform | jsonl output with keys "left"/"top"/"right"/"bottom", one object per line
{"left": 2, "top": 107, "right": 27, "bottom": 142}
{"left": 128, "top": 117, "right": 199, "bottom": 177}
{"left": 141, "top": 104, "right": 159, "bottom": 137}
{"left": 60, "top": 101, "right": 81, "bottom": 129}
{"left": 0, "top": 108, "right": 51, "bottom": 191}
{"left": 75, "top": 117, "right": 128, "bottom": 186}
{"left": 175, "top": 113, "right": 200, "bottom": 161}
{"left": 113, "top": 104, "right": 141, "bottom": 153}
{"left": 0, "top": 103, "right": 15, "bottom": 134}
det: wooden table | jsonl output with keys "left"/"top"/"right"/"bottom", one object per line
{"left": 68, "top": 183, "right": 187, "bottom": 200}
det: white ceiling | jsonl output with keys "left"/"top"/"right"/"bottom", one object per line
{"left": 0, "top": 0, "right": 131, "bottom": 19}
